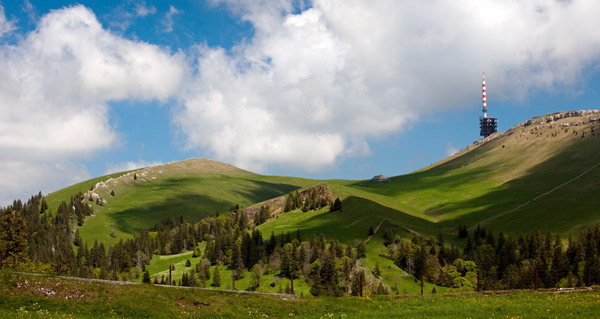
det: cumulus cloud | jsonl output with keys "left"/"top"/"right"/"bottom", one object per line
{"left": 0, "top": 5, "right": 185, "bottom": 204}
{"left": 0, "top": 5, "right": 15, "bottom": 36}
{"left": 174, "top": 0, "right": 600, "bottom": 172}
{"left": 0, "top": 161, "right": 91, "bottom": 207}
{"left": 104, "top": 160, "right": 163, "bottom": 175}
{"left": 3, "top": 1, "right": 600, "bottom": 203}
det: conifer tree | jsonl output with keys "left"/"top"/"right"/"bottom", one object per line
{"left": 351, "top": 270, "right": 364, "bottom": 296}
{"left": 40, "top": 198, "right": 48, "bottom": 214}
{"left": 0, "top": 208, "right": 29, "bottom": 268}
{"left": 142, "top": 270, "right": 151, "bottom": 284}
{"left": 373, "top": 261, "right": 381, "bottom": 277}
{"left": 356, "top": 242, "right": 367, "bottom": 259}
{"left": 212, "top": 266, "right": 221, "bottom": 287}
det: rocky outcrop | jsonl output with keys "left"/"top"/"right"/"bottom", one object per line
{"left": 514, "top": 110, "right": 600, "bottom": 129}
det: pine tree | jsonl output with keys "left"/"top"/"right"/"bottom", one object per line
{"left": 310, "top": 251, "right": 342, "bottom": 296}
{"left": 331, "top": 198, "right": 342, "bottom": 212}
{"left": 73, "top": 229, "right": 82, "bottom": 247}
{"left": 356, "top": 242, "right": 367, "bottom": 259}
{"left": 0, "top": 208, "right": 30, "bottom": 268}
{"left": 40, "top": 198, "right": 48, "bottom": 214}
{"left": 351, "top": 270, "right": 364, "bottom": 296}
{"left": 212, "top": 266, "right": 221, "bottom": 287}
{"left": 142, "top": 270, "right": 151, "bottom": 284}
{"left": 373, "top": 262, "right": 381, "bottom": 277}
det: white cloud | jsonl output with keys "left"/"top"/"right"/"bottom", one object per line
{"left": 0, "top": 5, "right": 185, "bottom": 205}
{"left": 162, "top": 5, "right": 181, "bottom": 33}
{"left": 0, "top": 161, "right": 91, "bottom": 207}
{"left": 0, "top": 5, "right": 15, "bottom": 37}
{"left": 174, "top": 0, "right": 600, "bottom": 173}
{"left": 135, "top": 2, "right": 157, "bottom": 17}
{"left": 104, "top": 160, "right": 163, "bottom": 175}
{"left": 446, "top": 143, "right": 458, "bottom": 157}
{"left": 107, "top": 1, "right": 157, "bottom": 32}
{"left": 3, "top": 1, "right": 600, "bottom": 204}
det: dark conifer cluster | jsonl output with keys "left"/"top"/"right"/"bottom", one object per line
{"left": 0, "top": 193, "right": 376, "bottom": 295}
{"left": 386, "top": 224, "right": 600, "bottom": 291}
{"left": 282, "top": 188, "right": 332, "bottom": 213}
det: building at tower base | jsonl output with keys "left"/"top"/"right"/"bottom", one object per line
{"left": 480, "top": 117, "right": 497, "bottom": 138}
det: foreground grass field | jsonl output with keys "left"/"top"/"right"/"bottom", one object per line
{"left": 1, "top": 271, "right": 599, "bottom": 318}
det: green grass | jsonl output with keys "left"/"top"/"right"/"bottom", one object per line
{"left": 46, "top": 159, "right": 315, "bottom": 246}
{"left": 47, "top": 114, "right": 600, "bottom": 249}
{"left": 351, "top": 117, "right": 600, "bottom": 238}
{"left": 2, "top": 271, "right": 599, "bottom": 318}
{"left": 45, "top": 170, "right": 138, "bottom": 214}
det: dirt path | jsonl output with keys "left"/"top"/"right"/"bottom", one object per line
{"left": 475, "top": 161, "right": 600, "bottom": 228}
{"left": 364, "top": 220, "right": 384, "bottom": 244}
{"left": 8, "top": 271, "right": 298, "bottom": 299}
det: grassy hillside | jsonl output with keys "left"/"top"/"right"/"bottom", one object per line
{"left": 29, "top": 110, "right": 600, "bottom": 301}
{"left": 45, "top": 111, "right": 600, "bottom": 248}
{"left": 46, "top": 159, "right": 315, "bottom": 246}
{"left": 2, "top": 271, "right": 599, "bottom": 318}
{"left": 351, "top": 111, "right": 600, "bottom": 237}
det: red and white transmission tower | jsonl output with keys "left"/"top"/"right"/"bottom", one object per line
{"left": 479, "top": 72, "right": 497, "bottom": 138}
{"left": 482, "top": 72, "right": 487, "bottom": 118}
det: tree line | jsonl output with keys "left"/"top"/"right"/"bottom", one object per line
{"left": 2, "top": 190, "right": 599, "bottom": 295}
{"left": 1, "top": 191, "right": 382, "bottom": 296}
{"left": 385, "top": 224, "right": 600, "bottom": 291}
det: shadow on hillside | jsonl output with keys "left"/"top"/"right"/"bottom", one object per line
{"left": 431, "top": 136, "right": 600, "bottom": 236}
{"left": 111, "top": 193, "right": 231, "bottom": 236}
{"left": 277, "top": 196, "right": 439, "bottom": 244}
{"left": 112, "top": 178, "right": 301, "bottom": 236}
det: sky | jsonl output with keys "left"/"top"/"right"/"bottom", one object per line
{"left": 1, "top": 0, "right": 600, "bottom": 205}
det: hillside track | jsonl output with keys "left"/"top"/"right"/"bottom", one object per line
{"left": 474, "top": 161, "right": 600, "bottom": 228}
{"left": 364, "top": 220, "right": 384, "bottom": 244}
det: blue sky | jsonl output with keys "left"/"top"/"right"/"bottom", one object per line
{"left": 1, "top": 0, "right": 599, "bottom": 205}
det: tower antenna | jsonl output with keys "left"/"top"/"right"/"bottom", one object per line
{"left": 479, "top": 72, "right": 498, "bottom": 138}
{"left": 482, "top": 72, "right": 487, "bottom": 118}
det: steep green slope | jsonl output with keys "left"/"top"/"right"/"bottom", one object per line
{"left": 352, "top": 111, "right": 600, "bottom": 237}
{"left": 46, "top": 158, "right": 316, "bottom": 246}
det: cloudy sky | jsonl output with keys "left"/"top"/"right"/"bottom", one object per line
{"left": 1, "top": 0, "right": 599, "bottom": 205}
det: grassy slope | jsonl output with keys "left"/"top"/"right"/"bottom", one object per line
{"left": 46, "top": 113, "right": 600, "bottom": 247}
{"left": 351, "top": 114, "right": 600, "bottom": 238}
{"left": 40, "top": 112, "right": 600, "bottom": 296}
{"left": 2, "top": 271, "right": 599, "bottom": 318}
{"left": 46, "top": 159, "right": 315, "bottom": 246}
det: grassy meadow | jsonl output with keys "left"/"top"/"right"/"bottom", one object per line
{"left": 1, "top": 271, "right": 599, "bottom": 318}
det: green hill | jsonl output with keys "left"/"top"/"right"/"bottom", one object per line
{"left": 45, "top": 158, "right": 315, "bottom": 246}
{"left": 47, "top": 111, "right": 600, "bottom": 246}
{"left": 352, "top": 110, "right": 600, "bottom": 238}
{"left": 37, "top": 110, "right": 600, "bottom": 297}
